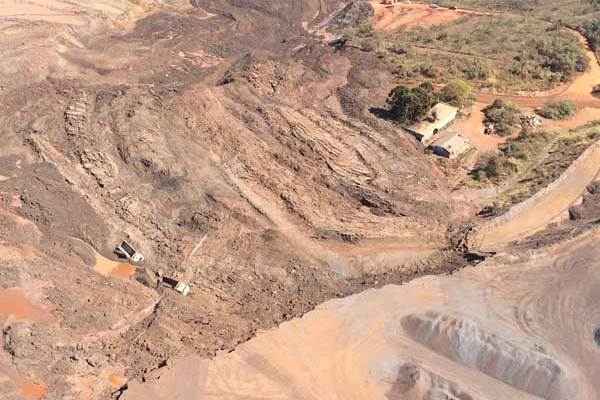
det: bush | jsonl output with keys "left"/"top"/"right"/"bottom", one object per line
{"left": 462, "top": 61, "right": 489, "bottom": 81}
{"left": 440, "top": 79, "right": 473, "bottom": 107}
{"left": 471, "top": 130, "right": 551, "bottom": 182}
{"left": 471, "top": 153, "right": 518, "bottom": 181}
{"left": 536, "top": 100, "right": 577, "bottom": 120}
{"left": 483, "top": 99, "right": 523, "bottom": 137}
{"left": 535, "top": 37, "right": 588, "bottom": 79}
{"left": 581, "top": 20, "right": 600, "bottom": 51}
{"left": 357, "top": 22, "right": 373, "bottom": 37}
{"left": 386, "top": 82, "right": 438, "bottom": 123}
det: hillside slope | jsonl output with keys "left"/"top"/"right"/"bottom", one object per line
{"left": 0, "top": 1, "right": 471, "bottom": 398}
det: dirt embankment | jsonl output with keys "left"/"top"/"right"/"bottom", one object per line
{"left": 119, "top": 4, "right": 600, "bottom": 399}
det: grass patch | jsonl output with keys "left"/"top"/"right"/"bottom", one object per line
{"left": 351, "top": 12, "right": 588, "bottom": 92}
{"left": 476, "top": 123, "right": 600, "bottom": 215}
{"left": 471, "top": 129, "right": 554, "bottom": 183}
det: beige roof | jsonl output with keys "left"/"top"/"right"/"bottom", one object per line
{"left": 406, "top": 103, "right": 458, "bottom": 143}
{"left": 430, "top": 131, "right": 473, "bottom": 158}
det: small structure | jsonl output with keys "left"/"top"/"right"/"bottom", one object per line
{"left": 114, "top": 241, "right": 144, "bottom": 263}
{"left": 161, "top": 276, "right": 191, "bottom": 296}
{"left": 521, "top": 113, "right": 543, "bottom": 129}
{"left": 429, "top": 131, "right": 473, "bottom": 159}
{"left": 406, "top": 103, "right": 459, "bottom": 144}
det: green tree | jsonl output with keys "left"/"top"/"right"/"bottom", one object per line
{"left": 440, "top": 79, "right": 473, "bottom": 108}
{"left": 386, "top": 82, "right": 437, "bottom": 123}
{"left": 581, "top": 20, "right": 600, "bottom": 51}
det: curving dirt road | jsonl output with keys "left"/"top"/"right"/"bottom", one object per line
{"left": 472, "top": 140, "right": 600, "bottom": 251}
{"left": 466, "top": 27, "right": 600, "bottom": 251}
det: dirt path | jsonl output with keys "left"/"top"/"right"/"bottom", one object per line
{"left": 455, "top": 27, "right": 600, "bottom": 154}
{"left": 471, "top": 140, "right": 600, "bottom": 251}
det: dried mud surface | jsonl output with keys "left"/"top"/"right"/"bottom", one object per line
{"left": 4, "top": 0, "right": 600, "bottom": 399}
{"left": 0, "top": 1, "right": 475, "bottom": 398}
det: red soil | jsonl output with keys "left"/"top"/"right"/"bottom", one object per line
{"left": 111, "top": 264, "right": 137, "bottom": 279}
{"left": 0, "top": 288, "right": 45, "bottom": 322}
{"left": 19, "top": 382, "right": 47, "bottom": 400}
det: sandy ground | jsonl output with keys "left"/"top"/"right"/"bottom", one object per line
{"left": 370, "top": 2, "right": 475, "bottom": 32}
{"left": 453, "top": 102, "right": 504, "bottom": 153}
{"left": 0, "top": 288, "right": 47, "bottom": 322}
{"left": 123, "top": 229, "right": 600, "bottom": 400}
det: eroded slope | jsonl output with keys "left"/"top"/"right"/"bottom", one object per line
{"left": 0, "top": 1, "right": 471, "bottom": 398}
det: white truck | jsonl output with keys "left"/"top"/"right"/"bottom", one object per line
{"left": 114, "top": 241, "right": 145, "bottom": 263}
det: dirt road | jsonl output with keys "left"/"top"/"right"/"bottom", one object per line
{"left": 472, "top": 140, "right": 600, "bottom": 251}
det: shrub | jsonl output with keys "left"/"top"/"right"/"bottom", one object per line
{"left": 535, "top": 37, "right": 588, "bottom": 79}
{"left": 357, "top": 22, "right": 373, "bottom": 37}
{"left": 386, "top": 82, "right": 438, "bottom": 123}
{"left": 536, "top": 100, "right": 577, "bottom": 120}
{"left": 471, "top": 152, "right": 518, "bottom": 181}
{"left": 581, "top": 20, "right": 600, "bottom": 51}
{"left": 440, "top": 79, "right": 473, "bottom": 107}
{"left": 462, "top": 61, "right": 489, "bottom": 81}
{"left": 482, "top": 99, "right": 523, "bottom": 137}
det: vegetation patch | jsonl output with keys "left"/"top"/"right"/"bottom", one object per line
{"left": 471, "top": 129, "right": 553, "bottom": 183}
{"left": 385, "top": 15, "right": 585, "bottom": 91}
{"left": 386, "top": 82, "right": 438, "bottom": 123}
{"left": 385, "top": 80, "right": 472, "bottom": 123}
{"left": 536, "top": 100, "right": 577, "bottom": 120}
{"left": 476, "top": 123, "right": 600, "bottom": 215}
{"left": 440, "top": 79, "right": 474, "bottom": 108}
{"left": 482, "top": 99, "right": 523, "bottom": 137}
{"left": 341, "top": 4, "right": 590, "bottom": 92}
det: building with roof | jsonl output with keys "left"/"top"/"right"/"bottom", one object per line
{"left": 429, "top": 131, "right": 473, "bottom": 159}
{"left": 405, "top": 103, "right": 458, "bottom": 144}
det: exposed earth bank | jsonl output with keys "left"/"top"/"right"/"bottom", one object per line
{"left": 124, "top": 229, "right": 600, "bottom": 400}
